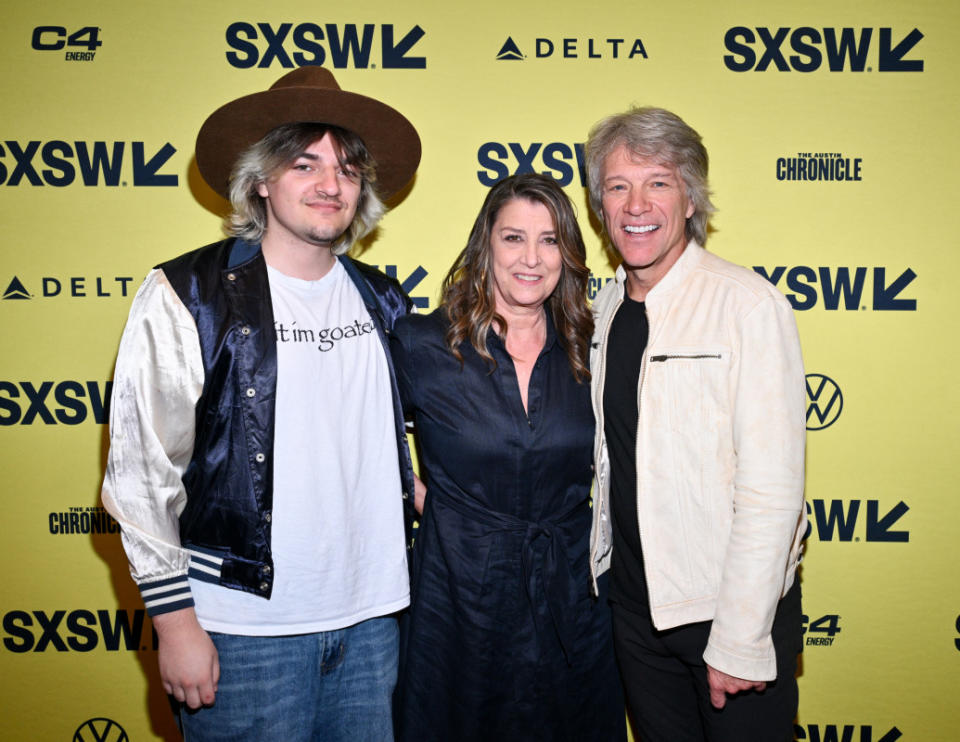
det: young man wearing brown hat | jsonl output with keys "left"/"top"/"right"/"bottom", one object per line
{"left": 102, "top": 68, "right": 421, "bottom": 741}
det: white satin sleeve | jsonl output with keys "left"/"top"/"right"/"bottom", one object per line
{"left": 101, "top": 268, "right": 204, "bottom": 616}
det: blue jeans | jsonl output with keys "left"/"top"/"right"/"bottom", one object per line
{"left": 179, "top": 616, "right": 399, "bottom": 742}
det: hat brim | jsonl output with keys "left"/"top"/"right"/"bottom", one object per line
{"left": 195, "top": 85, "right": 421, "bottom": 201}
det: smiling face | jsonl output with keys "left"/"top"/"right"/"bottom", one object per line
{"left": 489, "top": 198, "right": 563, "bottom": 316}
{"left": 601, "top": 144, "right": 694, "bottom": 293}
{"left": 256, "top": 132, "right": 362, "bottom": 251}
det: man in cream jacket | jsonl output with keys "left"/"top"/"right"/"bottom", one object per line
{"left": 586, "top": 107, "right": 806, "bottom": 742}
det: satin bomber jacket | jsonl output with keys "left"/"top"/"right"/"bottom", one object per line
{"left": 101, "top": 238, "right": 416, "bottom": 617}
{"left": 589, "top": 242, "right": 807, "bottom": 682}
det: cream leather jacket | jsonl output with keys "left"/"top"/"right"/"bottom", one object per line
{"left": 589, "top": 242, "right": 807, "bottom": 681}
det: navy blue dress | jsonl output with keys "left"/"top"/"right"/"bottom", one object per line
{"left": 390, "top": 310, "right": 625, "bottom": 742}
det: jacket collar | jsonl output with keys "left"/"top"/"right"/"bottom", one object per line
{"left": 613, "top": 240, "right": 704, "bottom": 302}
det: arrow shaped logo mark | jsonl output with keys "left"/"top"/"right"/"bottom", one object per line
{"left": 878, "top": 28, "right": 924, "bottom": 71}
{"left": 873, "top": 267, "right": 916, "bottom": 310}
{"left": 132, "top": 142, "right": 178, "bottom": 186}
{"left": 382, "top": 25, "right": 426, "bottom": 69}
{"left": 865, "top": 501, "right": 909, "bottom": 542}
{"left": 3, "top": 276, "right": 32, "bottom": 300}
{"left": 497, "top": 37, "right": 525, "bottom": 60}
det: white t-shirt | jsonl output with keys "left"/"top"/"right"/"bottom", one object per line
{"left": 191, "top": 259, "right": 409, "bottom": 634}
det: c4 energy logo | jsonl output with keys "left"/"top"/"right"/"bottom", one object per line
{"left": 777, "top": 152, "right": 862, "bottom": 182}
{"left": 477, "top": 142, "right": 586, "bottom": 187}
{"left": 802, "top": 613, "right": 841, "bottom": 647}
{"left": 2, "top": 609, "right": 155, "bottom": 652}
{"left": 724, "top": 27, "right": 923, "bottom": 72}
{"left": 753, "top": 266, "right": 917, "bottom": 311}
{"left": 74, "top": 718, "right": 128, "bottom": 742}
{"left": 806, "top": 373, "right": 842, "bottom": 430}
{"left": 0, "top": 381, "right": 112, "bottom": 425}
{"left": 805, "top": 499, "right": 909, "bottom": 543}
{"left": 795, "top": 724, "right": 902, "bottom": 742}
{"left": 31, "top": 25, "right": 101, "bottom": 62}
{"left": 495, "top": 35, "right": 647, "bottom": 61}
{"left": 225, "top": 22, "right": 426, "bottom": 68}
{"left": 3, "top": 275, "right": 134, "bottom": 300}
{"left": 0, "top": 141, "right": 177, "bottom": 187}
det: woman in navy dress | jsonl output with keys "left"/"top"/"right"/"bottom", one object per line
{"left": 391, "top": 174, "right": 624, "bottom": 741}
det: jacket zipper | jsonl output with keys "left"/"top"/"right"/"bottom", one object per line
{"left": 649, "top": 353, "right": 721, "bottom": 362}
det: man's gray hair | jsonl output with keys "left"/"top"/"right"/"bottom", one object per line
{"left": 585, "top": 107, "right": 715, "bottom": 246}
{"left": 226, "top": 122, "right": 385, "bottom": 255}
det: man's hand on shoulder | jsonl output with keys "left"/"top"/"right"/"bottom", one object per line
{"left": 152, "top": 607, "right": 220, "bottom": 709}
{"left": 706, "top": 663, "right": 766, "bottom": 709}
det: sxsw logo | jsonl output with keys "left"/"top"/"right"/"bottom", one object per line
{"left": 477, "top": 142, "right": 586, "bottom": 187}
{"left": 724, "top": 27, "right": 923, "bottom": 72}
{"left": 496, "top": 35, "right": 647, "bottom": 61}
{"left": 2, "top": 609, "right": 155, "bottom": 653}
{"left": 806, "top": 374, "right": 842, "bottom": 430}
{"left": 753, "top": 266, "right": 917, "bottom": 311}
{"left": 369, "top": 264, "right": 429, "bottom": 308}
{"left": 0, "top": 141, "right": 177, "bottom": 187}
{"left": 0, "top": 381, "right": 112, "bottom": 425}
{"left": 225, "top": 22, "right": 426, "bottom": 68}
{"left": 3, "top": 275, "right": 135, "bottom": 300}
{"left": 73, "top": 718, "right": 129, "bottom": 742}
{"left": 794, "top": 724, "right": 902, "bottom": 741}
{"left": 805, "top": 500, "right": 909, "bottom": 543}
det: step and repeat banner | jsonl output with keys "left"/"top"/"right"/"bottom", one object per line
{"left": 2, "top": 0, "right": 957, "bottom": 740}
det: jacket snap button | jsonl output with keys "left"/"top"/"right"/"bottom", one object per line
{"left": 259, "top": 581, "right": 269, "bottom": 592}
{"left": 261, "top": 565, "right": 272, "bottom": 576}
{"left": 255, "top": 452, "right": 265, "bottom": 463}
{"left": 246, "top": 388, "right": 256, "bottom": 397}
{"left": 402, "top": 491, "right": 409, "bottom": 500}
{"left": 227, "top": 273, "right": 237, "bottom": 281}
{"left": 264, "top": 513, "right": 272, "bottom": 523}
{"left": 240, "top": 326, "right": 251, "bottom": 336}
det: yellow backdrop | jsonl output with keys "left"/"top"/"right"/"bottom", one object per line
{"left": 2, "top": 0, "right": 958, "bottom": 740}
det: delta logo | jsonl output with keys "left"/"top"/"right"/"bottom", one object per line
{"left": 225, "top": 22, "right": 426, "bottom": 69}
{"left": 0, "top": 140, "right": 177, "bottom": 187}
{"left": 495, "top": 35, "right": 647, "bottom": 61}
{"left": 724, "top": 26, "right": 923, "bottom": 72}
{"left": 2, "top": 275, "right": 135, "bottom": 301}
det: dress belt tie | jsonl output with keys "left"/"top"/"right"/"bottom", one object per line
{"left": 437, "top": 491, "right": 588, "bottom": 666}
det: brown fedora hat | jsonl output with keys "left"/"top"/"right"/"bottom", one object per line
{"left": 195, "top": 66, "right": 421, "bottom": 200}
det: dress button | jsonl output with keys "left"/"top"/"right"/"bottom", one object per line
{"left": 246, "top": 388, "right": 256, "bottom": 397}
{"left": 255, "top": 452, "right": 265, "bottom": 463}
{"left": 259, "top": 581, "right": 269, "bottom": 592}
{"left": 240, "top": 326, "right": 251, "bottom": 336}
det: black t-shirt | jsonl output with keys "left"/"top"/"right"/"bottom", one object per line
{"left": 603, "top": 289, "right": 651, "bottom": 613}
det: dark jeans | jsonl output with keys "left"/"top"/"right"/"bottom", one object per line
{"left": 612, "top": 581, "right": 802, "bottom": 742}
